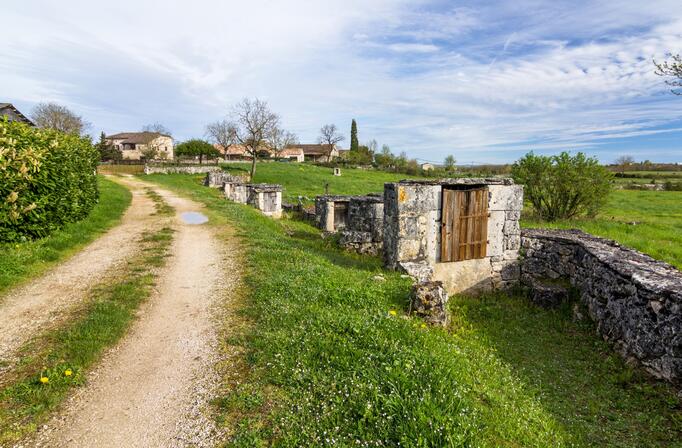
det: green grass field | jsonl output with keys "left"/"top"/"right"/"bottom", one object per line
{"left": 0, "top": 176, "right": 132, "bottom": 297}
{"left": 224, "top": 163, "right": 682, "bottom": 269}
{"left": 523, "top": 189, "right": 682, "bottom": 269}
{"left": 223, "top": 162, "right": 422, "bottom": 203}
{"left": 145, "top": 174, "right": 681, "bottom": 447}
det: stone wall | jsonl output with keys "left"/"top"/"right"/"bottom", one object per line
{"left": 204, "top": 171, "right": 248, "bottom": 188}
{"left": 338, "top": 195, "right": 384, "bottom": 255}
{"left": 383, "top": 179, "right": 523, "bottom": 294}
{"left": 521, "top": 229, "right": 682, "bottom": 383}
{"left": 144, "top": 164, "right": 222, "bottom": 175}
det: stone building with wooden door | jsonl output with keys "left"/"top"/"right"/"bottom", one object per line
{"left": 383, "top": 178, "right": 523, "bottom": 294}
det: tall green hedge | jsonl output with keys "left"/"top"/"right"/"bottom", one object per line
{"left": 0, "top": 118, "right": 99, "bottom": 242}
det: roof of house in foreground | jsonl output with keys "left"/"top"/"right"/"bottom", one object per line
{"left": 0, "top": 103, "right": 35, "bottom": 126}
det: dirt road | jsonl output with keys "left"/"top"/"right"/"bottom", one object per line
{"left": 0, "top": 177, "right": 158, "bottom": 371}
{"left": 30, "top": 182, "right": 235, "bottom": 447}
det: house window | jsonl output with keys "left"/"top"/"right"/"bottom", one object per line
{"left": 440, "top": 186, "right": 488, "bottom": 262}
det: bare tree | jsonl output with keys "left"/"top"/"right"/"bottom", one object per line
{"left": 269, "top": 127, "right": 298, "bottom": 158}
{"left": 615, "top": 155, "right": 635, "bottom": 174}
{"left": 31, "top": 102, "right": 90, "bottom": 135}
{"left": 654, "top": 53, "right": 682, "bottom": 95}
{"left": 318, "top": 124, "right": 344, "bottom": 159}
{"left": 226, "top": 98, "right": 281, "bottom": 179}
{"left": 142, "top": 123, "right": 172, "bottom": 135}
{"left": 205, "top": 119, "right": 234, "bottom": 160}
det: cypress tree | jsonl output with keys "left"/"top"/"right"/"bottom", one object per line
{"left": 350, "top": 119, "right": 359, "bottom": 152}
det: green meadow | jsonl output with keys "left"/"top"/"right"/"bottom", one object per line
{"left": 145, "top": 173, "right": 682, "bottom": 447}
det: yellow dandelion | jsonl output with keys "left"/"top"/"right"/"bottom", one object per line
{"left": 40, "top": 376, "right": 49, "bottom": 384}
{"left": 64, "top": 369, "right": 73, "bottom": 377}
{"left": 420, "top": 323, "right": 427, "bottom": 329}
{"left": 388, "top": 310, "right": 397, "bottom": 316}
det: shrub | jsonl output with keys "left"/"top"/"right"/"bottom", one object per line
{"left": 512, "top": 151, "right": 613, "bottom": 221}
{"left": 0, "top": 118, "right": 99, "bottom": 242}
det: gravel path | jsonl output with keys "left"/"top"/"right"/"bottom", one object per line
{"left": 31, "top": 183, "right": 235, "bottom": 447}
{"left": 0, "top": 177, "right": 157, "bottom": 373}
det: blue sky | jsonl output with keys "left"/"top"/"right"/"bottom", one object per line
{"left": 3, "top": 0, "right": 682, "bottom": 163}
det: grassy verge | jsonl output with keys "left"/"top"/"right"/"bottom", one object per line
{"left": 522, "top": 189, "right": 682, "bottom": 269}
{"left": 0, "top": 190, "right": 175, "bottom": 445}
{"left": 223, "top": 163, "right": 422, "bottom": 203}
{"left": 145, "top": 174, "right": 681, "bottom": 448}
{"left": 0, "top": 176, "right": 132, "bottom": 297}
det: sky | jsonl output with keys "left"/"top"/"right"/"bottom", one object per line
{"left": 3, "top": 0, "right": 682, "bottom": 164}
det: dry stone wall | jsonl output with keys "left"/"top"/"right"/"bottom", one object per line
{"left": 204, "top": 171, "right": 248, "bottom": 188}
{"left": 338, "top": 195, "right": 384, "bottom": 255}
{"left": 144, "top": 164, "right": 223, "bottom": 175}
{"left": 521, "top": 228, "right": 682, "bottom": 383}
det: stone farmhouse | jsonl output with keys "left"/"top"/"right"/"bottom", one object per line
{"left": 105, "top": 132, "right": 174, "bottom": 160}
{"left": 290, "top": 144, "right": 340, "bottom": 162}
{"left": 0, "top": 103, "right": 34, "bottom": 126}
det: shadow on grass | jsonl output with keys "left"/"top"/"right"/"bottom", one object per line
{"left": 450, "top": 292, "right": 682, "bottom": 447}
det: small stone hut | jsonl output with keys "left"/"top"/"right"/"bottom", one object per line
{"left": 247, "top": 184, "right": 283, "bottom": 218}
{"left": 338, "top": 195, "right": 384, "bottom": 255}
{"left": 315, "top": 195, "right": 353, "bottom": 232}
{"left": 224, "top": 181, "right": 248, "bottom": 204}
{"left": 383, "top": 178, "right": 523, "bottom": 294}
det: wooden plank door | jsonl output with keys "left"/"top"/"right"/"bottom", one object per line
{"left": 441, "top": 188, "right": 488, "bottom": 262}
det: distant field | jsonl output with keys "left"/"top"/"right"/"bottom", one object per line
{"left": 613, "top": 170, "right": 682, "bottom": 184}
{"left": 523, "top": 189, "right": 682, "bottom": 269}
{"left": 223, "top": 162, "right": 423, "bottom": 203}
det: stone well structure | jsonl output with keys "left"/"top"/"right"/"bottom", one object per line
{"left": 338, "top": 195, "right": 384, "bottom": 255}
{"left": 246, "top": 184, "right": 283, "bottom": 218}
{"left": 314, "top": 195, "right": 353, "bottom": 232}
{"left": 383, "top": 178, "right": 523, "bottom": 294}
{"left": 521, "top": 229, "right": 682, "bottom": 383}
{"left": 224, "top": 182, "right": 248, "bottom": 204}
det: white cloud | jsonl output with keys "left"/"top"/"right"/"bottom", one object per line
{"left": 2, "top": 0, "right": 682, "bottom": 162}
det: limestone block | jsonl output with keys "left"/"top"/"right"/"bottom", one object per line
{"left": 397, "top": 185, "right": 441, "bottom": 213}
{"left": 487, "top": 211, "right": 506, "bottom": 257}
{"left": 397, "top": 239, "right": 421, "bottom": 261}
{"left": 410, "top": 281, "right": 450, "bottom": 327}
{"left": 489, "top": 185, "right": 524, "bottom": 211}
{"left": 398, "top": 261, "right": 434, "bottom": 282}
{"left": 433, "top": 258, "right": 494, "bottom": 295}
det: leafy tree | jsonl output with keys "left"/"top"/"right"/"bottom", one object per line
{"left": 375, "top": 144, "right": 394, "bottom": 169}
{"left": 96, "top": 131, "right": 122, "bottom": 162}
{"left": 615, "top": 155, "right": 635, "bottom": 174}
{"left": 350, "top": 119, "right": 359, "bottom": 152}
{"left": 175, "top": 139, "right": 220, "bottom": 164}
{"left": 444, "top": 155, "right": 456, "bottom": 172}
{"left": 225, "top": 98, "right": 281, "bottom": 178}
{"left": 654, "top": 53, "right": 682, "bottom": 95}
{"left": 347, "top": 144, "right": 373, "bottom": 165}
{"left": 31, "top": 102, "right": 90, "bottom": 135}
{"left": 512, "top": 151, "right": 613, "bottom": 221}
{"left": 318, "top": 124, "right": 345, "bottom": 159}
